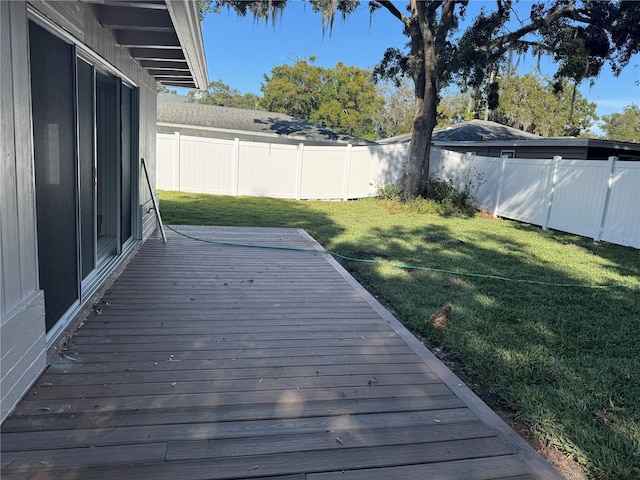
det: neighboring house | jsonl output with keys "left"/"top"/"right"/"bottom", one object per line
{"left": 157, "top": 95, "right": 373, "bottom": 146}
{"left": 1, "top": 0, "right": 207, "bottom": 421}
{"left": 379, "top": 119, "right": 640, "bottom": 161}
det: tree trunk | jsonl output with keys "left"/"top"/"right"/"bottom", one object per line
{"left": 402, "top": 12, "right": 439, "bottom": 200}
{"left": 403, "top": 89, "right": 438, "bottom": 199}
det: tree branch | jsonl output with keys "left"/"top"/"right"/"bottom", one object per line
{"left": 426, "top": 1, "right": 444, "bottom": 18}
{"left": 375, "top": 0, "right": 410, "bottom": 26}
{"left": 434, "top": 0, "right": 456, "bottom": 55}
{"left": 482, "top": 4, "right": 593, "bottom": 54}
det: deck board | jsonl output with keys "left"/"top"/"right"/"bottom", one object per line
{"left": 1, "top": 226, "right": 561, "bottom": 479}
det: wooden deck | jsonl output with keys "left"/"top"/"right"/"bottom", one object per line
{"left": 1, "top": 226, "right": 561, "bottom": 479}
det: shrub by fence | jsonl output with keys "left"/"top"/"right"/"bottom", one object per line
{"left": 156, "top": 132, "right": 639, "bottom": 249}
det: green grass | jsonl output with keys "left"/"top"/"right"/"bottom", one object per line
{"left": 159, "top": 191, "right": 640, "bottom": 479}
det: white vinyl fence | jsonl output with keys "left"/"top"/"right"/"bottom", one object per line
{"left": 156, "top": 132, "right": 639, "bottom": 249}
{"left": 156, "top": 132, "right": 408, "bottom": 200}
{"left": 430, "top": 148, "right": 640, "bottom": 249}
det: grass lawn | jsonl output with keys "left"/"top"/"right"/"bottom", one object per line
{"left": 159, "top": 190, "right": 640, "bottom": 479}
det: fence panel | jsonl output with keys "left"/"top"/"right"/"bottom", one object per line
{"left": 497, "top": 158, "right": 553, "bottom": 226}
{"left": 179, "top": 136, "right": 235, "bottom": 195}
{"left": 299, "top": 146, "right": 346, "bottom": 199}
{"left": 238, "top": 142, "right": 299, "bottom": 198}
{"left": 428, "top": 149, "right": 502, "bottom": 213}
{"left": 156, "top": 133, "right": 177, "bottom": 190}
{"left": 470, "top": 155, "right": 501, "bottom": 213}
{"left": 347, "top": 144, "right": 407, "bottom": 198}
{"left": 600, "top": 161, "right": 640, "bottom": 248}
{"left": 547, "top": 160, "right": 610, "bottom": 238}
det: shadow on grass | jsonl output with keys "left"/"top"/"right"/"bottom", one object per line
{"left": 331, "top": 223, "right": 640, "bottom": 480}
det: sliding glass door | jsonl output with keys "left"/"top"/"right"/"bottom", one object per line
{"left": 29, "top": 22, "right": 79, "bottom": 331}
{"left": 29, "top": 20, "right": 139, "bottom": 333}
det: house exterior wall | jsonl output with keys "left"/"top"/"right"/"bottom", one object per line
{"left": 1, "top": 0, "right": 46, "bottom": 423}
{"left": 1, "top": 0, "right": 159, "bottom": 422}
{"left": 440, "top": 144, "right": 589, "bottom": 160}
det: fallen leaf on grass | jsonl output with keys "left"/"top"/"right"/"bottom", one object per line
{"left": 428, "top": 304, "right": 452, "bottom": 329}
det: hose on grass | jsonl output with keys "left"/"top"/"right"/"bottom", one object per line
{"left": 163, "top": 223, "right": 630, "bottom": 291}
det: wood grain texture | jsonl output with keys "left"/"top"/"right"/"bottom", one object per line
{"left": 1, "top": 227, "right": 559, "bottom": 479}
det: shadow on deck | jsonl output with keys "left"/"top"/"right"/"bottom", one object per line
{"left": 1, "top": 227, "right": 561, "bottom": 479}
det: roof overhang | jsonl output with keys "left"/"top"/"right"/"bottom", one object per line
{"left": 84, "top": 0, "right": 208, "bottom": 89}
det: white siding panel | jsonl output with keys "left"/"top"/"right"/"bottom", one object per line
{"left": 300, "top": 146, "right": 345, "bottom": 199}
{"left": 180, "top": 137, "right": 235, "bottom": 194}
{"left": 600, "top": 162, "right": 640, "bottom": 248}
{"left": 497, "top": 159, "right": 552, "bottom": 225}
{"left": 238, "top": 143, "right": 298, "bottom": 198}
{"left": 548, "top": 160, "right": 609, "bottom": 238}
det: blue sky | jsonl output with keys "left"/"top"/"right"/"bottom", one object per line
{"left": 195, "top": 1, "right": 640, "bottom": 128}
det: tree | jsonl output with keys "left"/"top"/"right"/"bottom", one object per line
{"left": 261, "top": 58, "right": 384, "bottom": 140}
{"left": 437, "top": 88, "right": 476, "bottom": 127}
{"left": 189, "top": 79, "right": 262, "bottom": 109}
{"left": 375, "top": 78, "right": 415, "bottom": 139}
{"left": 599, "top": 104, "right": 640, "bottom": 143}
{"left": 494, "top": 74, "right": 598, "bottom": 136}
{"left": 157, "top": 83, "right": 176, "bottom": 94}
{"left": 203, "top": 1, "right": 640, "bottom": 199}
{"left": 260, "top": 57, "right": 325, "bottom": 119}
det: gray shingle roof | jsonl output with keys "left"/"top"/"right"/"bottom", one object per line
{"left": 156, "top": 97, "right": 372, "bottom": 145}
{"left": 377, "top": 120, "right": 541, "bottom": 144}
{"left": 434, "top": 120, "right": 541, "bottom": 141}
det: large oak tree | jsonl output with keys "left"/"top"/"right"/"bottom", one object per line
{"left": 201, "top": 1, "right": 639, "bottom": 198}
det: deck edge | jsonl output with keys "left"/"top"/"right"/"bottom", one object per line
{"left": 297, "top": 228, "right": 563, "bottom": 480}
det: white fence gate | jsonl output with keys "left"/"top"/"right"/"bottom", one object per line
{"left": 156, "top": 132, "right": 639, "bottom": 249}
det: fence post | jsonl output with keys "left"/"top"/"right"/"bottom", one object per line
{"left": 295, "top": 143, "right": 304, "bottom": 200}
{"left": 173, "top": 131, "right": 181, "bottom": 191}
{"left": 342, "top": 144, "right": 353, "bottom": 201}
{"left": 595, "top": 156, "right": 617, "bottom": 242}
{"left": 231, "top": 138, "right": 240, "bottom": 196}
{"left": 543, "top": 155, "right": 561, "bottom": 230}
{"left": 493, "top": 155, "right": 508, "bottom": 218}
